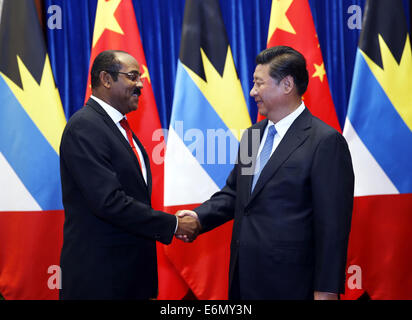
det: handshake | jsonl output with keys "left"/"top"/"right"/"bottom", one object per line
{"left": 175, "top": 210, "right": 201, "bottom": 243}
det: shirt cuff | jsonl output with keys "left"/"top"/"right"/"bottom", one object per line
{"left": 174, "top": 215, "right": 178, "bottom": 234}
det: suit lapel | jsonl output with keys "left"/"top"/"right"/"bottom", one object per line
{"left": 238, "top": 119, "right": 267, "bottom": 207}
{"left": 247, "top": 108, "right": 312, "bottom": 205}
{"left": 86, "top": 99, "right": 149, "bottom": 191}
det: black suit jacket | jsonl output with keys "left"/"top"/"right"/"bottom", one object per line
{"left": 195, "top": 108, "right": 354, "bottom": 300}
{"left": 59, "top": 98, "right": 176, "bottom": 299}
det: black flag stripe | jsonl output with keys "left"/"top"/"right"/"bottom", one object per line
{"left": 0, "top": 0, "right": 46, "bottom": 89}
{"left": 359, "top": 0, "right": 409, "bottom": 68}
{"left": 179, "top": 0, "right": 230, "bottom": 81}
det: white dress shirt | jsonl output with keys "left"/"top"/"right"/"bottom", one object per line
{"left": 90, "top": 95, "right": 147, "bottom": 184}
{"left": 256, "top": 102, "right": 306, "bottom": 161}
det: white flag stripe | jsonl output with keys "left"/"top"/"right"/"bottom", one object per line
{"left": 343, "top": 118, "right": 398, "bottom": 197}
{"left": 164, "top": 127, "right": 219, "bottom": 206}
{"left": 0, "top": 152, "right": 41, "bottom": 211}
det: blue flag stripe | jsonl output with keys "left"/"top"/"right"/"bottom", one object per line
{"left": 347, "top": 50, "right": 412, "bottom": 193}
{"left": 0, "top": 76, "right": 63, "bottom": 210}
{"left": 170, "top": 61, "right": 238, "bottom": 188}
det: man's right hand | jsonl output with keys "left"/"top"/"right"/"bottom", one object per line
{"left": 175, "top": 212, "right": 201, "bottom": 242}
{"left": 175, "top": 210, "right": 201, "bottom": 242}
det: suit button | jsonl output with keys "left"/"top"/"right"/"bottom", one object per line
{"left": 155, "top": 234, "right": 161, "bottom": 239}
{"left": 236, "top": 240, "right": 240, "bottom": 245}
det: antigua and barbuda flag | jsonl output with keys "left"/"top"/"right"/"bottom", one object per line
{"left": 342, "top": 0, "right": 412, "bottom": 299}
{"left": 0, "top": 0, "right": 66, "bottom": 299}
{"left": 162, "top": 0, "right": 251, "bottom": 299}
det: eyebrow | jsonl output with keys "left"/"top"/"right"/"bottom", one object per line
{"left": 122, "top": 69, "right": 141, "bottom": 75}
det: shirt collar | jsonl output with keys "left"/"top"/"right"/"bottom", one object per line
{"left": 90, "top": 95, "right": 125, "bottom": 124}
{"left": 268, "top": 101, "right": 305, "bottom": 139}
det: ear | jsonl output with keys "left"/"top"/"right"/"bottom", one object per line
{"left": 282, "top": 75, "right": 294, "bottom": 94}
{"left": 99, "top": 71, "right": 112, "bottom": 89}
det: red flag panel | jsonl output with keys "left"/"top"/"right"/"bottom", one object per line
{"left": 342, "top": 194, "right": 412, "bottom": 299}
{"left": 0, "top": 211, "right": 64, "bottom": 300}
{"left": 163, "top": 204, "right": 231, "bottom": 300}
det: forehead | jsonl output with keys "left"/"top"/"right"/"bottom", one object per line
{"left": 253, "top": 63, "right": 271, "bottom": 79}
{"left": 116, "top": 53, "right": 140, "bottom": 71}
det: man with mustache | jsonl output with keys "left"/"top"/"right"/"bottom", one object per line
{"left": 59, "top": 50, "right": 200, "bottom": 299}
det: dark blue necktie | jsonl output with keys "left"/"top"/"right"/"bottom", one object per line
{"left": 251, "top": 125, "right": 277, "bottom": 192}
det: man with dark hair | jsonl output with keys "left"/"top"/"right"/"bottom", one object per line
{"left": 255, "top": 46, "right": 308, "bottom": 96}
{"left": 177, "top": 46, "right": 354, "bottom": 300}
{"left": 59, "top": 50, "right": 200, "bottom": 299}
{"left": 90, "top": 49, "right": 125, "bottom": 88}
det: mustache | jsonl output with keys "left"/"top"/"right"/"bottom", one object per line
{"left": 133, "top": 87, "right": 142, "bottom": 96}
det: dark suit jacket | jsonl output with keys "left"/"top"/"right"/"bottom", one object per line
{"left": 195, "top": 108, "right": 354, "bottom": 300}
{"left": 59, "top": 98, "right": 176, "bottom": 299}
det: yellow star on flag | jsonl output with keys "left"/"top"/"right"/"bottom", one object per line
{"left": 312, "top": 62, "right": 326, "bottom": 82}
{"left": 141, "top": 64, "right": 151, "bottom": 84}
{"left": 92, "top": 0, "right": 124, "bottom": 48}
{"left": 267, "top": 0, "right": 296, "bottom": 44}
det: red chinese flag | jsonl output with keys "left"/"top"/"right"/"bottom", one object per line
{"left": 85, "top": 0, "right": 164, "bottom": 208}
{"left": 257, "top": 0, "right": 341, "bottom": 132}
{"left": 85, "top": 0, "right": 187, "bottom": 299}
